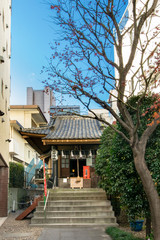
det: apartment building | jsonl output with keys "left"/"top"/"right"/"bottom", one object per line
{"left": 0, "top": 0, "right": 11, "bottom": 217}
{"left": 27, "top": 87, "right": 56, "bottom": 122}
{"left": 115, "top": 0, "right": 160, "bottom": 97}
{"left": 9, "top": 105, "right": 48, "bottom": 166}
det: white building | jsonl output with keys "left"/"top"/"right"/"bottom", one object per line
{"left": 114, "top": 0, "right": 160, "bottom": 98}
{"left": 27, "top": 87, "right": 56, "bottom": 122}
{"left": 88, "top": 109, "right": 113, "bottom": 124}
{"left": 9, "top": 105, "right": 48, "bottom": 166}
{"left": 0, "top": 0, "right": 11, "bottom": 217}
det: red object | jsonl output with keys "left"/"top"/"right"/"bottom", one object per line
{"left": 83, "top": 166, "right": 90, "bottom": 179}
{"left": 43, "top": 159, "right": 47, "bottom": 197}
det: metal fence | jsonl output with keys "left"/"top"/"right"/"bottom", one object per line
{"left": 25, "top": 159, "right": 48, "bottom": 188}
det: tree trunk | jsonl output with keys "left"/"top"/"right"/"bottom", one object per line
{"left": 132, "top": 145, "right": 160, "bottom": 240}
{"left": 146, "top": 215, "right": 151, "bottom": 238}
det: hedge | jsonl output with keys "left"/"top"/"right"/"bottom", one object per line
{"left": 9, "top": 162, "right": 24, "bottom": 188}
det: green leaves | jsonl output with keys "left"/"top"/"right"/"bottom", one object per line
{"left": 106, "top": 227, "right": 143, "bottom": 240}
{"left": 9, "top": 162, "right": 24, "bottom": 188}
{"left": 95, "top": 95, "right": 160, "bottom": 221}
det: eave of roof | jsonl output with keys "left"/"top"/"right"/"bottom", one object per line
{"left": 20, "top": 132, "right": 46, "bottom": 138}
{"left": 42, "top": 139, "right": 100, "bottom": 145}
{"left": 10, "top": 120, "right": 23, "bottom": 130}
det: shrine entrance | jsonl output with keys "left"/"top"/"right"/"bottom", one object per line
{"left": 70, "top": 159, "right": 86, "bottom": 177}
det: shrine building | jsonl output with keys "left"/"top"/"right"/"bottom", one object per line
{"left": 20, "top": 115, "right": 104, "bottom": 189}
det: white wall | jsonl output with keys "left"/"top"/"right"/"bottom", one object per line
{"left": 0, "top": 0, "right": 11, "bottom": 167}
{"left": 114, "top": 0, "right": 160, "bottom": 98}
{"left": 9, "top": 127, "right": 25, "bottom": 162}
{"left": 9, "top": 108, "right": 41, "bottom": 166}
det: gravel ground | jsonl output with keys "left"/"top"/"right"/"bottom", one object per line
{"left": 0, "top": 210, "right": 43, "bottom": 240}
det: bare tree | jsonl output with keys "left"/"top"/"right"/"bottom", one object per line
{"left": 43, "top": 0, "right": 160, "bottom": 238}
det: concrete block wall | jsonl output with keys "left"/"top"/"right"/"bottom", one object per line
{"left": 8, "top": 188, "right": 27, "bottom": 213}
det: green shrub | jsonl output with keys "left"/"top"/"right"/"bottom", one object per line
{"left": 9, "top": 162, "right": 24, "bottom": 188}
{"left": 110, "top": 196, "right": 121, "bottom": 217}
{"left": 106, "top": 227, "right": 143, "bottom": 240}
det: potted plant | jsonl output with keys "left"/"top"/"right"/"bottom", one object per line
{"left": 130, "top": 219, "right": 144, "bottom": 231}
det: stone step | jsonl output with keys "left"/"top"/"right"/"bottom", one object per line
{"left": 36, "top": 205, "right": 112, "bottom": 212}
{"left": 30, "top": 222, "right": 118, "bottom": 228}
{"left": 49, "top": 194, "right": 106, "bottom": 198}
{"left": 48, "top": 196, "right": 107, "bottom": 201}
{"left": 49, "top": 188, "right": 105, "bottom": 192}
{"left": 49, "top": 191, "right": 106, "bottom": 196}
{"left": 30, "top": 188, "right": 118, "bottom": 228}
{"left": 34, "top": 210, "right": 115, "bottom": 218}
{"left": 38, "top": 200, "right": 111, "bottom": 207}
{"left": 31, "top": 216, "right": 117, "bottom": 224}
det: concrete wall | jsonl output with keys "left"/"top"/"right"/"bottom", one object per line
{"left": 8, "top": 188, "right": 43, "bottom": 213}
{"left": 34, "top": 90, "right": 44, "bottom": 112}
{"left": 8, "top": 188, "right": 27, "bottom": 213}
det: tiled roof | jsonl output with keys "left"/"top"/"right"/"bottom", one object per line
{"left": 21, "top": 118, "right": 55, "bottom": 135}
{"left": 21, "top": 117, "right": 103, "bottom": 140}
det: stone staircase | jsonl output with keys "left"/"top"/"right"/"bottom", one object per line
{"left": 30, "top": 188, "right": 118, "bottom": 227}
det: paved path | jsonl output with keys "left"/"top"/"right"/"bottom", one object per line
{"left": 38, "top": 227, "right": 112, "bottom": 240}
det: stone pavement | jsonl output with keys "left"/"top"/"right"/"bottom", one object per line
{"left": 38, "top": 227, "right": 112, "bottom": 240}
{"left": 0, "top": 217, "right": 7, "bottom": 227}
{"left": 0, "top": 211, "right": 42, "bottom": 240}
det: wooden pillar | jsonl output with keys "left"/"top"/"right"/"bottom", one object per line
{"left": 58, "top": 155, "right": 61, "bottom": 178}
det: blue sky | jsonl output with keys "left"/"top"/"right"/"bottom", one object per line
{"left": 11, "top": 0, "right": 57, "bottom": 105}
{"left": 11, "top": 0, "right": 92, "bottom": 111}
{"left": 11, "top": 0, "right": 127, "bottom": 111}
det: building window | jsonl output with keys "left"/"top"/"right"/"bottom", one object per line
{"left": 61, "top": 158, "right": 69, "bottom": 168}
